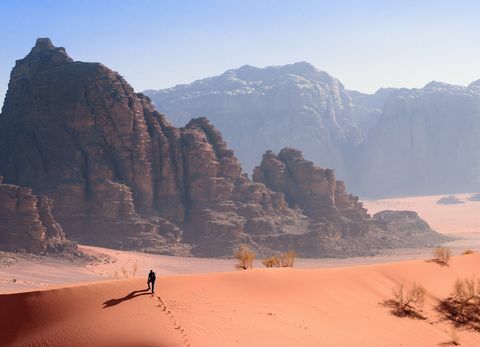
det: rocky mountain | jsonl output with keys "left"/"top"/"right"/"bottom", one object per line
{"left": 353, "top": 81, "right": 480, "bottom": 196}
{"left": 144, "top": 62, "right": 366, "bottom": 180}
{"left": 0, "top": 176, "right": 76, "bottom": 254}
{"left": 146, "top": 66, "right": 480, "bottom": 197}
{"left": 0, "top": 39, "right": 447, "bottom": 257}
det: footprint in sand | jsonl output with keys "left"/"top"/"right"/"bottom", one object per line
{"left": 155, "top": 295, "right": 191, "bottom": 347}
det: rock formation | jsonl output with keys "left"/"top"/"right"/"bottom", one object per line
{"left": 144, "top": 62, "right": 366, "bottom": 180}
{"left": 0, "top": 39, "right": 448, "bottom": 257}
{"left": 353, "top": 81, "right": 480, "bottom": 196}
{"left": 146, "top": 65, "right": 480, "bottom": 197}
{"left": 0, "top": 176, "right": 76, "bottom": 254}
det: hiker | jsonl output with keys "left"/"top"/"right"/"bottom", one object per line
{"left": 147, "top": 270, "right": 156, "bottom": 294}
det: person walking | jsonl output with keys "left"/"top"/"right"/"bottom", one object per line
{"left": 147, "top": 270, "right": 156, "bottom": 294}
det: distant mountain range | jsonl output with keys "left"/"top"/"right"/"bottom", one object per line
{"left": 145, "top": 63, "right": 480, "bottom": 197}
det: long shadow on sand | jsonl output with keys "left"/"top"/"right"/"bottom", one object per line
{"left": 103, "top": 289, "right": 152, "bottom": 308}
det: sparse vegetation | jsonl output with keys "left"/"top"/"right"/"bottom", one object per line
{"left": 234, "top": 244, "right": 256, "bottom": 270}
{"left": 452, "top": 278, "right": 478, "bottom": 316}
{"left": 262, "top": 255, "right": 281, "bottom": 268}
{"left": 438, "top": 277, "right": 480, "bottom": 329}
{"left": 390, "top": 283, "right": 426, "bottom": 317}
{"left": 433, "top": 247, "right": 451, "bottom": 265}
{"left": 262, "top": 250, "right": 296, "bottom": 268}
{"left": 114, "top": 261, "right": 139, "bottom": 278}
{"left": 462, "top": 249, "right": 475, "bottom": 255}
{"left": 279, "top": 250, "right": 296, "bottom": 267}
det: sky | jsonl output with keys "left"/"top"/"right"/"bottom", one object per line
{"left": 1, "top": 0, "right": 480, "bottom": 107}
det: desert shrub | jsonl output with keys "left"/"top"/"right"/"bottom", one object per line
{"left": 262, "top": 255, "right": 281, "bottom": 268}
{"left": 391, "top": 283, "right": 426, "bottom": 316}
{"left": 433, "top": 247, "right": 451, "bottom": 265}
{"left": 116, "top": 262, "right": 140, "bottom": 278}
{"left": 462, "top": 249, "right": 475, "bottom": 255}
{"left": 234, "top": 244, "right": 256, "bottom": 270}
{"left": 439, "top": 277, "right": 480, "bottom": 328}
{"left": 452, "top": 278, "right": 477, "bottom": 310}
{"left": 132, "top": 261, "right": 138, "bottom": 277}
{"left": 279, "top": 250, "right": 296, "bottom": 267}
{"left": 262, "top": 250, "right": 296, "bottom": 268}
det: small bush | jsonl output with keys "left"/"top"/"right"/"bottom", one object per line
{"left": 262, "top": 250, "right": 296, "bottom": 268}
{"left": 452, "top": 278, "right": 477, "bottom": 310}
{"left": 262, "top": 255, "right": 281, "bottom": 268}
{"left": 391, "top": 283, "right": 426, "bottom": 317}
{"left": 279, "top": 250, "right": 296, "bottom": 267}
{"left": 116, "top": 262, "right": 140, "bottom": 278}
{"left": 234, "top": 244, "right": 256, "bottom": 270}
{"left": 132, "top": 261, "right": 138, "bottom": 277}
{"left": 438, "top": 277, "right": 480, "bottom": 329}
{"left": 433, "top": 247, "right": 451, "bottom": 265}
{"left": 462, "top": 249, "right": 475, "bottom": 255}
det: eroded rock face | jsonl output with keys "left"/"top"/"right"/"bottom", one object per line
{"left": 253, "top": 148, "right": 367, "bottom": 220}
{"left": 253, "top": 148, "right": 449, "bottom": 257}
{"left": 144, "top": 62, "right": 365, "bottom": 179}
{"left": 0, "top": 39, "right": 448, "bottom": 257}
{"left": 0, "top": 177, "right": 74, "bottom": 254}
{"left": 0, "top": 39, "right": 295, "bottom": 256}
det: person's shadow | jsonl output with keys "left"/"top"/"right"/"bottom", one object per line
{"left": 102, "top": 288, "right": 151, "bottom": 308}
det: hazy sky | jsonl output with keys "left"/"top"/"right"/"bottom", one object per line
{"left": 1, "top": 0, "right": 480, "bottom": 107}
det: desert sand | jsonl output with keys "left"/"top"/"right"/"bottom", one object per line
{"left": 2, "top": 193, "right": 480, "bottom": 346}
{"left": 2, "top": 253, "right": 480, "bottom": 346}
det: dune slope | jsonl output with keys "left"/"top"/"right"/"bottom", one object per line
{"left": 2, "top": 254, "right": 480, "bottom": 346}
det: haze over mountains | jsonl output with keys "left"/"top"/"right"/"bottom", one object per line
{"left": 145, "top": 63, "right": 480, "bottom": 197}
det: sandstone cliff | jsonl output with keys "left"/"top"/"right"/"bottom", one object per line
{"left": 146, "top": 65, "right": 480, "bottom": 197}
{"left": 0, "top": 177, "right": 76, "bottom": 254}
{"left": 0, "top": 39, "right": 448, "bottom": 257}
{"left": 145, "top": 62, "right": 365, "bottom": 179}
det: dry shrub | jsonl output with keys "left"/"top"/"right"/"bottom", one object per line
{"left": 452, "top": 278, "right": 477, "bottom": 310}
{"left": 262, "top": 255, "right": 281, "bottom": 268}
{"left": 132, "top": 261, "right": 138, "bottom": 277}
{"left": 117, "top": 262, "right": 139, "bottom": 278}
{"left": 439, "top": 277, "right": 480, "bottom": 329}
{"left": 433, "top": 247, "right": 451, "bottom": 265}
{"left": 462, "top": 249, "right": 475, "bottom": 255}
{"left": 279, "top": 250, "right": 296, "bottom": 267}
{"left": 262, "top": 250, "right": 296, "bottom": 268}
{"left": 390, "top": 283, "right": 426, "bottom": 317}
{"left": 235, "top": 244, "right": 256, "bottom": 270}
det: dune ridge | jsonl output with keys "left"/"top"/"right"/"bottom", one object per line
{"left": 2, "top": 254, "right": 480, "bottom": 346}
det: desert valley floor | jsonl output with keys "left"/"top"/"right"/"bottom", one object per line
{"left": 1, "top": 193, "right": 480, "bottom": 346}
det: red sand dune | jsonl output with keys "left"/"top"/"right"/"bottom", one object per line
{"left": 2, "top": 254, "right": 480, "bottom": 346}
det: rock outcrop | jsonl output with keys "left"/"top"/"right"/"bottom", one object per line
{"left": 353, "top": 81, "right": 480, "bottom": 196}
{"left": 0, "top": 177, "right": 76, "bottom": 254}
{"left": 144, "top": 62, "right": 366, "bottom": 180}
{"left": 253, "top": 149, "right": 448, "bottom": 257}
{"left": 146, "top": 65, "right": 480, "bottom": 197}
{"left": 0, "top": 39, "right": 448, "bottom": 257}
